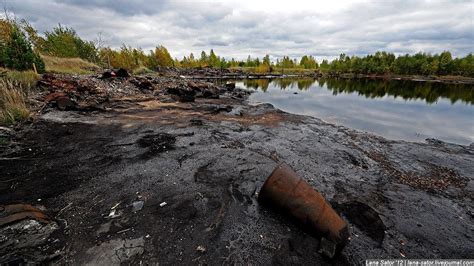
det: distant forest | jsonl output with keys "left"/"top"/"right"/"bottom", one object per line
{"left": 1, "top": 18, "right": 473, "bottom": 76}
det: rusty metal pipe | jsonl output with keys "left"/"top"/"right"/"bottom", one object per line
{"left": 259, "top": 163, "right": 349, "bottom": 247}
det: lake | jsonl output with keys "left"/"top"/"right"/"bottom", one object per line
{"left": 235, "top": 78, "right": 474, "bottom": 145}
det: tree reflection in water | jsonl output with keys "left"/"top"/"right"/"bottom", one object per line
{"left": 243, "top": 78, "right": 473, "bottom": 105}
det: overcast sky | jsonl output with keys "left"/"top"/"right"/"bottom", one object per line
{"left": 4, "top": 0, "right": 474, "bottom": 60}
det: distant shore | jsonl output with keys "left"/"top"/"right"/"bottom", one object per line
{"left": 169, "top": 67, "right": 474, "bottom": 84}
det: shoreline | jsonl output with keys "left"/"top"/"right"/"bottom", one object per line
{"left": 171, "top": 67, "right": 474, "bottom": 85}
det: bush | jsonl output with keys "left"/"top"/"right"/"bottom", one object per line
{"left": 0, "top": 79, "right": 29, "bottom": 125}
{"left": 0, "top": 22, "right": 45, "bottom": 73}
{"left": 42, "top": 25, "right": 98, "bottom": 62}
{"left": 254, "top": 64, "right": 271, "bottom": 73}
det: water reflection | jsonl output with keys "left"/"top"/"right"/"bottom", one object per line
{"left": 244, "top": 78, "right": 474, "bottom": 105}
{"left": 240, "top": 78, "right": 474, "bottom": 145}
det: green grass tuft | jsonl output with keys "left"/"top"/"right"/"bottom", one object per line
{"left": 0, "top": 68, "right": 40, "bottom": 89}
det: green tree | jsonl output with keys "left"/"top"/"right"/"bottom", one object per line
{"left": 209, "top": 49, "right": 220, "bottom": 68}
{"left": 0, "top": 23, "right": 44, "bottom": 72}
{"left": 299, "top": 55, "right": 318, "bottom": 69}
{"left": 438, "top": 51, "right": 453, "bottom": 75}
{"left": 148, "top": 45, "right": 174, "bottom": 68}
{"left": 41, "top": 24, "right": 98, "bottom": 62}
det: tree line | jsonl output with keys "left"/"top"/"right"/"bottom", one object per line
{"left": 1, "top": 17, "right": 473, "bottom": 77}
{"left": 320, "top": 51, "right": 474, "bottom": 77}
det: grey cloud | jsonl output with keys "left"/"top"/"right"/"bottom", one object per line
{"left": 53, "top": 0, "right": 172, "bottom": 15}
{"left": 5, "top": 0, "right": 473, "bottom": 60}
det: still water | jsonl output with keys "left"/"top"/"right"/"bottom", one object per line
{"left": 236, "top": 78, "right": 474, "bottom": 145}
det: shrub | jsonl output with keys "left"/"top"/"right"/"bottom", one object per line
{"left": 0, "top": 20, "right": 45, "bottom": 73}
{"left": 0, "top": 79, "right": 29, "bottom": 125}
{"left": 42, "top": 25, "right": 98, "bottom": 62}
{"left": 254, "top": 64, "right": 271, "bottom": 73}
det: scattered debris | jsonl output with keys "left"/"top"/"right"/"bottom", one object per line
{"left": 0, "top": 219, "right": 59, "bottom": 264}
{"left": 132, "top": 201, "right": 144, "bottom": 212}
{"left": 196, "top": 245, "right": 206, "bottom": 253}
{"left": 117, "top": 228, "right": 131, "bottom": 234}
{"left": 137, "top": 133, "right": 176, "bottom": 157}
{"left": 258, "top": 163, "right": 349, "bottom": 257}
{"left": 85, "top": 237, "right": 144, "bottom": 264}
{"left": 108, "top": 209, "right": 120, "bottom": 219}
{"left": 0, "top": 204, "right": 50, "bottom": 227}
{"left": 130, "top": 77, "right": 154, "bottom": 91}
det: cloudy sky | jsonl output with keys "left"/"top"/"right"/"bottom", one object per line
{"left": 4, "top": 0, "right": 474, "bottom": 60}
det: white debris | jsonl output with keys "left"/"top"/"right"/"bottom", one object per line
{"left": 196, "top": 245, "right": 206, "bottom": 253}
{"left": 111, "top": 202, "right": 121, "bottom": 210}
{"left": 159, "top": 202, "right": 167, "bottom": 207}
{"left": 108, "top": 209, "right": 120, "bottom": 218}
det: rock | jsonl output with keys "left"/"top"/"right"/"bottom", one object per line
{"left": 190, "top": 119, "right": 203, "bottom": 126}
{"left": 167, "top": 87, "right": 196, "bottom": 102}
{"left": 0, "top": 219, "right": 59, "bottom": 264}
{"left": 130, "top": 78, "right": 153, "bottom": 91}
{"left": 116, "top": 68, "right": 130, "bottom": 78}
{"left": 228, "top": 106, "right": 244, "bottom": 116}
{"left": 225, "top": 82, "right": 236, "bottom": 90}
{"left": 201, "top": 104, "right": 232, "bottom": 114}
{"left": 100, "top": 71, "right": 114, "bottom": 79}
{"left": 56, "top": 96, "right": 75, "bottom": 111}
{"left": 200, "top": 86, "right": 220, "bottom": 99}
{"left": 100, "top": 68, "right": 129, "bottom": 79}
{"left": 0, "top": 127, "right": 13, "bottom": 137}
{"left": 44, "top": 92, "right": 76, "bottom": 111}
{"left": 85, "top": 237, "right": 144, "bottom": 265}
{"left": 187, "top": 80, "right": 208, "bottom": 90}
{"left": 187, "top": 80, "right": 220, "bottom": 99}
{"left": 38, "top": 74, "right": 78, "bottom": 91}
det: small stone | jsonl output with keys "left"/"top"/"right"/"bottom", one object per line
{"left": 196, "top": 245, "right": 206, "bottom": 253}
{"left": 159, "top": 202, "right": 167, "bottom": 207}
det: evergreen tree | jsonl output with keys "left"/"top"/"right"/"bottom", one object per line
{"left": 0, "top": 24, "right": 44, "bottom": 72}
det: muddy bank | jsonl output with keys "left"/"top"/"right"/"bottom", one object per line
{"left": 0, "top": 72, "right": 473, "bottom": 264}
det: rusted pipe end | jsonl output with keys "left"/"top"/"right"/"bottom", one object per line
{"left": 259, "top": 163, "right": 349, "bottom": 250}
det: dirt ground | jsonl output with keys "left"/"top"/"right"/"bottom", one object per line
{"left": 1, "top": 73, "right": 473, "bottom": 264}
